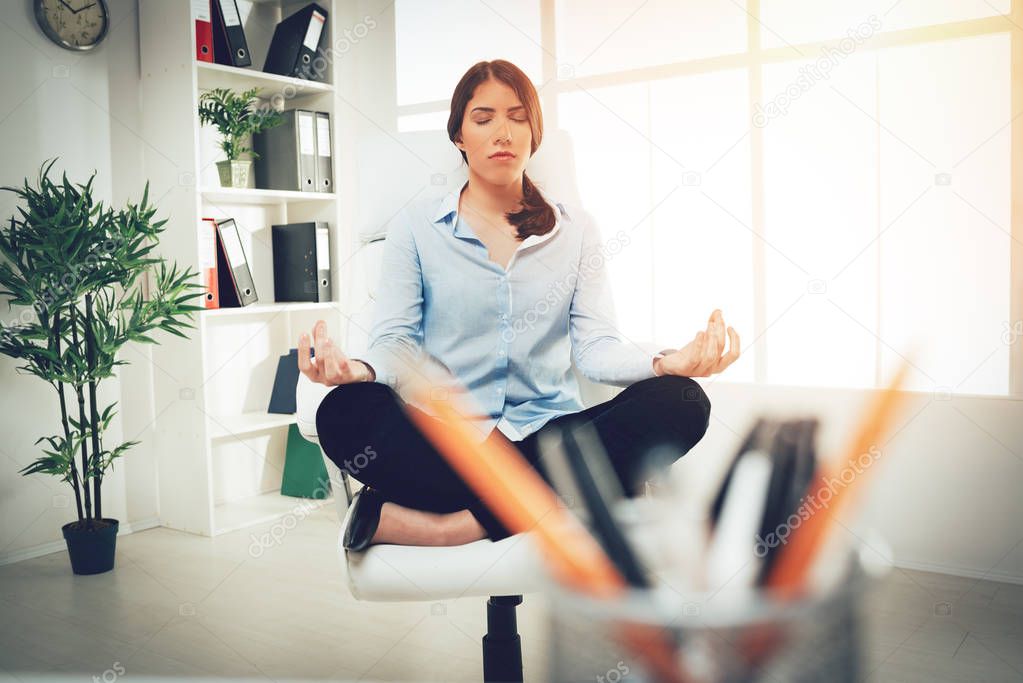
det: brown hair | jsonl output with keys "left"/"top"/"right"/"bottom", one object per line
{"left": 447, "top": 60, "right": 557, "bottom": 240}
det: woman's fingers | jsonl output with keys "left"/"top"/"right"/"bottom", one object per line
{"left": 691, "top": 331, "right": 710, "bottom": 375}
{"left": 312, "top": 320, "right": 327, "bottom": 366}
{"left": 678, "top": 311, "right": 733, "bottom": 377}
{"left": 713, "top": 326, "right": 741, "bottom": 372}
{"left": 310, "top": 319, "right": 341, "bottom": 384}
{"left": 712, "top": 309, "right": 726, "bottom": 355}
{"left": 699, "top": 313, "right": 719, "bottom": 374}
{"left": 321, "top": 337, "right": 342, "bottom": 381}
{"left": 297, "top": 331, "right": 320, "bottom": 381}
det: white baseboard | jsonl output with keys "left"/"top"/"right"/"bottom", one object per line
{"left": 894, "top": 558, "right": 1023, "bottom": 586}
{"left": 0, "top": 516, "right": 162, "bottom": 567}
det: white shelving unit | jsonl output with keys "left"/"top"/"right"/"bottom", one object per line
{"left": 196, "top": 60, "right": 335, "bottom": 97}
{"left": 139, "top": 0, "right": 358, "bottom": 536}
{"left": 200, "top": 186, "right": 337, "bottom": 205}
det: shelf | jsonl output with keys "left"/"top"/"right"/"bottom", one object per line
{"left": 203, "top": 301, "right": 338, "bottom": 318}
{"left": 208, "top": 411, "right": 296, "bottom": 440}
{"left": 200, "top": 186, "right": 336, "bottom": 205}
{"left": 196, "top": 61, "right": 333, "bottom": 99}
{"left": 214, "top": 490, "right": 333, "bottom": 536}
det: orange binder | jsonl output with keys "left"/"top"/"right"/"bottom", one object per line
{"left": 199, "top": 217, "right": 219, "bottom": 309}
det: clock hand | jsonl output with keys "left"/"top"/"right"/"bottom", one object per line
{"left": 76, "top": 3, "right": 97, "bottom": 12}
{"left": 59, "top": 0, "right": 76, "bottom": 12}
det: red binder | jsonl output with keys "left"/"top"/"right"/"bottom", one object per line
{"left": 193, "top": 0, "right": 214, "bottom": 62}
{"left": 200, "top": 217, "right": 219, "bottom": 308}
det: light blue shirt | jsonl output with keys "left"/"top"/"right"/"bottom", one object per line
{"left": 354, "top": 184, "right": 664, "bottom": 442}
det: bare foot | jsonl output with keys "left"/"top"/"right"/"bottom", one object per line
{"left": 370, "top": 502, "right": 488, "bottom": 546}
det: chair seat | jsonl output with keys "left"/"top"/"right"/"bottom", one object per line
{"left": 297, "top": 372, "right": 545, "bottom": 600}
{"left": 338, "top": 498, "right": 547, "bottom": 601}
{"left": 295, "top": 354, "right": 660, "bottom": 604}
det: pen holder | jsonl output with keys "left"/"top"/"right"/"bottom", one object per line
{"left": 542, "top": 540, "right": 887, "bottom": 683}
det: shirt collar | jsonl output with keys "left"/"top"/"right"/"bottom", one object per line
{"left": 432, "top": 182, "right": 567, "bottom": 247}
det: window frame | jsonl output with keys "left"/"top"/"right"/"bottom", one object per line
{"left": 393, "top": 0, "right": 1023, "bottom": 398}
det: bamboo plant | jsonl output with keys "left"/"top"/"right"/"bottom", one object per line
{"left": 0, "top": 159, "right": 204, "bottom": 529}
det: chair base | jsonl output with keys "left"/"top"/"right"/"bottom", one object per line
{"left": 482, "top": 595, "right": 523, "bottom": 682}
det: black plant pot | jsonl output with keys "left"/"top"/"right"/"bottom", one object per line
{"left": 61, "top": 517, "right": 119, "bottom": 575}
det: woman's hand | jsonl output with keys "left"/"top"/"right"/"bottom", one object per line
{"left": 298, "top": 320, "right": 374, "bottom": 386}
{"left": 655, "top": 309, "right": 740, "bottom": 378}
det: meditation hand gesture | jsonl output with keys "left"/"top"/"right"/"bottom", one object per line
{"left": 655, "top": 309, "right": 740, "bottom": 378}
{"left": 298, "top": 320, "right": 374, "bottom": 386}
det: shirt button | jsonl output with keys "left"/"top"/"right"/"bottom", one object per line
{"left": 498, "top": 349, "right": 506, "bottom": 356}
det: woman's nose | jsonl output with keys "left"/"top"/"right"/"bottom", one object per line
{"left": 495, "top": 120, "right": 512, "bottom": 142}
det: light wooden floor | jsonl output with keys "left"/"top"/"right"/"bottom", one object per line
{"left": 1, "top": 504, "right": 1020, "bottom": 682}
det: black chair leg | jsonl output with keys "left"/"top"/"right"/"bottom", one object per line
{"left": 482, "top": 594, "right": 523, "bottom": 682}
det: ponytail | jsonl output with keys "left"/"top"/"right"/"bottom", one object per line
{"left": 507, "top": 173, "right": 557, "bottom": 239}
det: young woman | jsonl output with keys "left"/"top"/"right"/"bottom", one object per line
{"left": 298, "top": 60, "right": 739, "bottom": 550}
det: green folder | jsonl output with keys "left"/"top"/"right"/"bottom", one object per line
{"left": 281, "top": 423, "right": 331, "bottom": 499}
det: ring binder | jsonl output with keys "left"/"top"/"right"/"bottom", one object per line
{"left": 214, "top": 218, "right": 258, "bottom": 307}
{"left": 211, "top": 0, "right": 251, "bottom": 67}
{"left": 271, "top": 221, "right": 332, "bottom": 303}
{"left": 263, "top": 3, "right": 330, "bottom": 82}
{"left": 192, "top": 0, "right": 213, "bottom": 63}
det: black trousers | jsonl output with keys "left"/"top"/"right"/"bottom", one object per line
{"left": 315, "top": 374, "right": 712, "bottom": 542}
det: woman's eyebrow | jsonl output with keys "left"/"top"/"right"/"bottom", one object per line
{"left": 470, "top": 105, "right": 526, "bottom": 114}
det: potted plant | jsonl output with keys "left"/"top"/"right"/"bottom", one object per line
{"left": 198, "top": 87, "right": 283, "bottom": 188}
{"left": 0, "top": 159, "right": 203, "bottom": 575}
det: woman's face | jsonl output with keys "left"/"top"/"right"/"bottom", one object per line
{"left": 455, "top": 78, "right": 533, "bottom": 187}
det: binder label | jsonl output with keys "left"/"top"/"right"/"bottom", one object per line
{"left": 298, "top": 112, "right": 315, "bottom": 155}
{"left": 304, "top": 11, "right": 326, "bottom": 51}
{"left": 316, "top": 229, "right": 330, "bottom": 270}
{"left": 217, "top": 0, "right": 241, "bottom": 27}
{"left": 191, "top": 0, "right": 210, "bottom": 21}
{"left": 221, "top": 227, "right": 247, "bottom": 267}
{"left": 199, "top": 220, "right": 216, "bottom": 267}
{"left": 316, "top": 115, "right": 331, "bottom": 156}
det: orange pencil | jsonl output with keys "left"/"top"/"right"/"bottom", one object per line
{"left": 402, "top": 367, "right": 690, "bottom": 683}
{"left": 765, "top": 355, "right": 914, "bottom": 598}
{"left": 406, "top": 381, "right": 623, "bottom": 594}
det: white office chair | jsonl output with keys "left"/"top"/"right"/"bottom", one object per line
{"left": 294, "top": 129, "right": 623, "bottom": 681}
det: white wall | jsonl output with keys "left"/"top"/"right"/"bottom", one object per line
{"left": 0, "top": 0, "right": 160, "bottom": 564}
{"left": 689, "top": 382, "right": 1023, "bottom": 584}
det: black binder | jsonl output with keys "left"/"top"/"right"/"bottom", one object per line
{"left": 253, "top": 109, "right": 317, "bottom": 191}
{"left": 271, "top": 222, "right": 331, "bottom": 303}
{"left": 268, "top": 349, "right": 301, "bottom": 414}
{"left": 263, "top": 3, "right": 329, "bottom": 82}
{"left": 215, "top": 218, "right": 259, "bottom": 307}
{"left": 211, "top": 0, "right": 251, "bottom": 67}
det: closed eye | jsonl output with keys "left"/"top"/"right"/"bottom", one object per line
{"left": 475, "top": 116, "right": 528, "bottom": 126}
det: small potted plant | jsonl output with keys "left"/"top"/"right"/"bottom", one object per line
{"left": 198, "top": 87, "right": 283, "bottom": 188}
{"left": 0, "top": 159, "right": 204, "bottom": 575}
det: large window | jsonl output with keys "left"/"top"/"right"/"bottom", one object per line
{"left": 393, "top": 0, "right": 1018, "bottom": 396}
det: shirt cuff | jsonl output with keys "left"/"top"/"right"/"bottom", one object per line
{"left": 351, "top": 347, "right": 399, "bottom": 390}
{"left": 630, "top": 341, "right": 671, "bottom": 384}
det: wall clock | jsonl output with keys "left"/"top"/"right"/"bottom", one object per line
{"left": 33, "top": 0, "right": 110, "bottom": 52}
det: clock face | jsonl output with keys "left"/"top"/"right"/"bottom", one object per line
{"left": 34, "top": 0, "right": 109, "bottom": 51}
